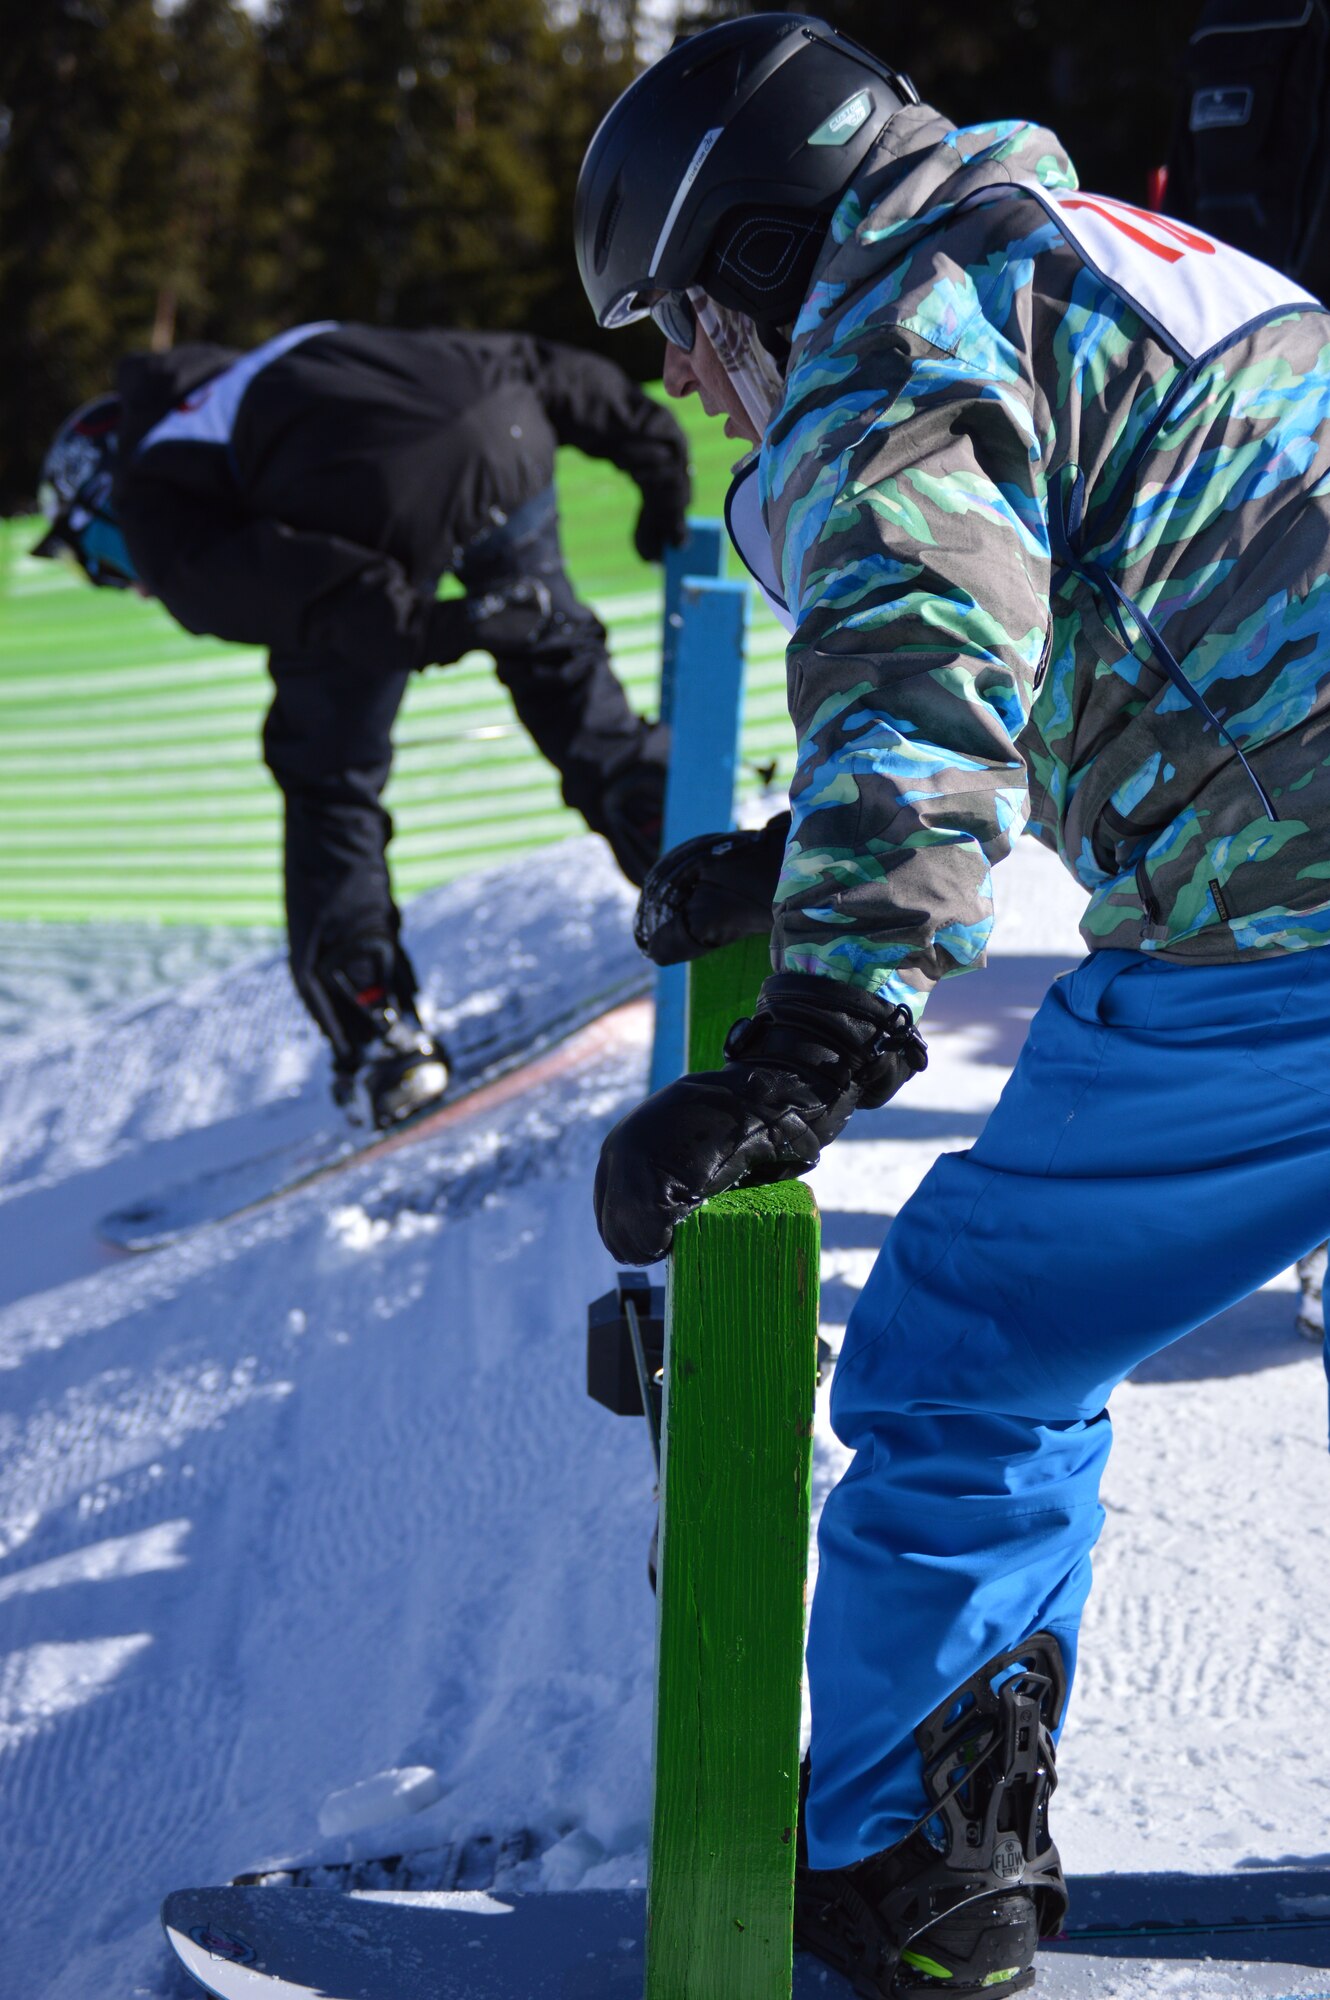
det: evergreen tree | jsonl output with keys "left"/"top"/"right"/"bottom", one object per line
{"left": 234, "top": 0, "right": 415, "bottom": 330}
{"left": 241, "top": 0, "right": 605, "bottom": 334}
{"left": 673, "top": 2, "right": 1197, "bottom": 204}
{"left": 5, "top": 0, "right": 1216, "bottom": 516}
{"left": 0, "top": 0, "right": 179, "bottom": 508}
{"left": 526, "top": 2, "right": 654, "bottom": 359}
{"left": 389, "top": 0, "right": 567, "bottom": 329}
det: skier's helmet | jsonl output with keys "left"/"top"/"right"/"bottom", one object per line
{"left": 32, "top": 394, "right": 137, "bottom": 589}
{"left": 574, "top": 13, "right": 917, "bottom": 346}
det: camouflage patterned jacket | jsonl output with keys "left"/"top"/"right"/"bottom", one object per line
{"left": 757, "top": 106, "right": 1330, "bottom": 1017}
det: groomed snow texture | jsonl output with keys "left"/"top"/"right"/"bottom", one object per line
{"left": 0, "top": 836, "right": 1327, "bottom": 2000}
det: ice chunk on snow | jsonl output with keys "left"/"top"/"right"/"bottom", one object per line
{"left": 538, "top": 1827, "right": 606, "bottom": 1891}
{"left": 316, "top": 1764, "right": 443, "bottom": 1837}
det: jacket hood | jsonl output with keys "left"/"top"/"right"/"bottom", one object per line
{"left": 115, "top": 344, "right": 239, "bottom": 457}
{"left": 791, "top": 105, "right": 1079, "bottom": 358}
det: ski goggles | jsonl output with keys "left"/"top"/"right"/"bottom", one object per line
{"left": 76, "top": 514, "right": 138, "bottom": 589}
{"left": 604, "top": 285, "right": 699, "bottom": 351}
{"left": 33, "top": 505, "right": 137, "bottom": 590}
{"left": 33, "top": 470, "right": 138, "bottom": 590}
{"left": 648, "top": 291, "right": 697, "bottom": 353}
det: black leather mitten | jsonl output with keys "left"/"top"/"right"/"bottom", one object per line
{"left": 594, "top": 971, "right": 927, "bottom": 1264}
{"left": 633, "top": 812, "right": 790, "bottom": 964}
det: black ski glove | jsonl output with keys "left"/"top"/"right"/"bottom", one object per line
{"left": 634, "top": 811, "right": 791, "bottom": 965}
{"left": 594, "top": 972, "right": 927, "bottom": 1265}
{"left": 596, "top": 761, "right": 668, "bottom": 888}
{"left": 422, "top": 579, "right": 553, "bottom": 667}
{"left": 633, "top": 474, "right": 691, "bottom": 564}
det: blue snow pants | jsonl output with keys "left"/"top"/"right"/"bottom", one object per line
{"left": 804, "top": 944, "right": 1330, "bottom": 1870}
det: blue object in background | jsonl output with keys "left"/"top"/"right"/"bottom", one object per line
{"left": 651, "top": 524, "right": 749, "bottom": 1091}
{"left": 660, "top": 519, "right": 725, "bottom": 722}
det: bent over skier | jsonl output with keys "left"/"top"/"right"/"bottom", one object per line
{"left": 33, "top": 326, "right": 690, "bottom": 1125}
{"left": 577, "top": 14, "right": 1330, "bottom": 1996}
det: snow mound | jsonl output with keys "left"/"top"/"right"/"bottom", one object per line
{"left": 0, "top": 837, "right": 642, "bottom": 1311}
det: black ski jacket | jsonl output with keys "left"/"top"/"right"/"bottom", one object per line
{"left": 114, "top": 322, "right": 689, "bottom": 671}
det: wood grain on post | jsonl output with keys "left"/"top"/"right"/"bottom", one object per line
{"left": 684, "top": 931, "right": 774, "bottom": 1073}
{"left": 646, "top": 935, "right": 820, "bottom": 2000}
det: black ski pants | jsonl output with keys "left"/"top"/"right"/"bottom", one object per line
{"left": 262, "top": 485, "right": 665, "bottom": 1049}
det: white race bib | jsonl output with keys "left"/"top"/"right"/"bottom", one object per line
{"left": 1046, "top": 192, "right": 1317, "bottom": 362}
{"left": 137, "top": 323, "right": 338, "bottom": 457}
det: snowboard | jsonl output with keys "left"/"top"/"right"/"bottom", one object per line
{"left": 160, "top": 1884, "right": 852, "bottom": 1999}
{"left": 163, "top": 1871, "right": 1330, "bottom": 2000}
{"left": 99, "top": 980, "right": 648, "bottom": 1252}
{"left": 1045, "top": 1865, "right": 1330, "bottom": 1963}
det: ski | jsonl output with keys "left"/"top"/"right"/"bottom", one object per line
{"left": 99, "top": 977, "right": 649, "bottom": 1251}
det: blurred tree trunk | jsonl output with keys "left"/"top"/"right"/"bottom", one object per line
{"left": 162, "top": 0, "right": 261, "bottom": 345}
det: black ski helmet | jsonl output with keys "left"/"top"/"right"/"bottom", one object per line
{"left": 32, "top": 393, "right": 137, "bottom": 588}
{"left": 575, "top": 13, "right": 917, "bottom": 340}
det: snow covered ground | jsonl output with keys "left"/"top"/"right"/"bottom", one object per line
{"left": 0, "top": 920, "right": 280, "bottom": 1044}
{"left": 0, "top": 835, "right": 1327, "bottom": 1999}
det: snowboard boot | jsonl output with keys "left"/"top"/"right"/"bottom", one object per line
{"left": 332, "top": 1001, "right": 450, "bottom": 1129}
{"left": 795, "top": 1634, "right": 1069, "bottom": 1998}
{"left": 316, "top": 938, "right": 449, "bottom": 1130}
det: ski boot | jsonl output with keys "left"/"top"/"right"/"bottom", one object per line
{"left": 795, "top": 1633, "right": 1069, "bottom": 1998}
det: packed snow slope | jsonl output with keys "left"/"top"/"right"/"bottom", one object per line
{"left": 1, "top": 836, "right": 1327, "bottom": 2000}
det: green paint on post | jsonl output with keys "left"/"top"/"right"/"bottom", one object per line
{"left": 685, "top": 931, "right": 774, "bottom": 1071}
{"left": 647, "top": 936, "right": 819, "bottom": 2000}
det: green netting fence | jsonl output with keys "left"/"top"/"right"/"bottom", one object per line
{"left": 0, "top": 400, "right": 792, "bottom": 925}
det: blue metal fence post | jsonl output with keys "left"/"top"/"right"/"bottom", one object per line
{"left": 660, "top": 520, "right": 725, "bottom": 728}
{"left": 654, "top": 522, "right": 727, "bottom": 1096}
{"left": 650, "top": 569, "right": 750, "bottom": 1092}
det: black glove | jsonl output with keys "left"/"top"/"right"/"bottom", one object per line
{"left": 633, "top": 475, "right": 690, "bottom": 563}
{"left": 594, "top": 972, "right": 927, "bottom": 1264}
{"left": 634, "top": 812, "right": 790, "bottom": 965}
{"left": 596, "top": 761, "right": 668, "bottom": 888}
{"left": 422, "top": 579, "right": 554, "bottom": 667}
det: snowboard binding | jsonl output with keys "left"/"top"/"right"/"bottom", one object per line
{"left": 795, "top": 1632, "right": 1069, "bottom": 1997}
{"left": 307, "top": 934, "right": 450, "bottom": 1130}
{"left": 330, "top": 1000, "right": 450, "bottom": 1130}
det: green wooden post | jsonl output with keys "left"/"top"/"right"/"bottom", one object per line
{"left": 645, "top": 933, "right": 820, "bottom": 2000}
{"left": 683, "top": 932, "right": 774, "bottom": 1071}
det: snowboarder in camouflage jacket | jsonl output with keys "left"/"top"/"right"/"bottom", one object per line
{"left": 578, "top": 15, "right": 1330, "bottom": 1998}
{"left": 761, "top": 105, "right": 1330, "bottom": 1012}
